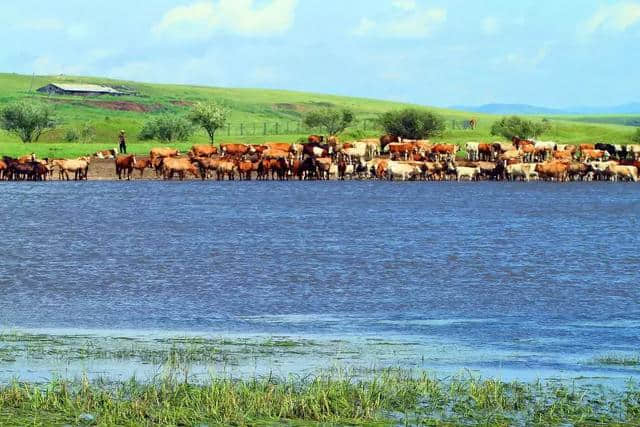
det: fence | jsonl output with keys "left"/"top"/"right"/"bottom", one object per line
{"left": 210, "top": 119, "right": 381, "bottom": 137}
{"left": 207, "top": 119, "right": 476, "bottom": 137}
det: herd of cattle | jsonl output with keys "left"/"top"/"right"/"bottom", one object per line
{"left": 2, "top": 135, "right": 640, "bottom": 183}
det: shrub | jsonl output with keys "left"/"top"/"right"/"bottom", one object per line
{"left": 64, "top": 128, "right": 80, "bottom": 142}
{"left": 139, "top": 114, "right": 193, "bottom": 142}
{"left": 303, "top": 108, "right": 354, "bottom": 136}
{"left": 378, "top": 109, "right": 445, "bottom": 139}
{"left": 0, "top": 101, "right": 56, "bottom": 142}
{"left": 490, "top": 116, "right": 550, "bottom": 140}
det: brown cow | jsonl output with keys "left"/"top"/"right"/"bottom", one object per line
{"left": 380, "top": 134, "right": 400, "bottom": 151}
{"left": 581, "top": 149, "right": 605, "bottom": 161}
{"left": 237, "top": 160, "right": 254, "bottom": 180}
{"left": 431, "top": 144, "right": 458, "bottom": 160}
{"left": 263, "top": 142, "right": 292, "bottom": 152}
{"left": 189, "top": 144, "right": 218, "bottom": 158}
{"left": 216, "top": 160, "right": 237, "bottom": 180}
{"left": 536, "top": 162, "right": 569, "bottom": 182}
{"left": 193, "top": 157, "right": 220, "bottom": 180}
{"left": 133, "top": 157, "right": 153, "bottom": 178}
{"left": 115, "top": 155, "right": 137, "bottom": 180}
{"left": 388, "top": 143, "right": 415, "bottom": 160}
{"left": 150, "top": 147, "right": 180, "bottom": 161}
{"left": 579, "top": 144, "right": 595, "bottom": 151}
{"left": 0, "top": 159, "right": 7, "bottom": 180}
{"left": 308, "top": 135, "right": 324, "bottom": 144}
{"left": 553, "top": 150, "right": 573, "bottom": 161}
{"left": 163, "top": 157, "right": 199, "bottom": 180}
{"left": 221, "top": 144, "right": 253, "bottom": 157}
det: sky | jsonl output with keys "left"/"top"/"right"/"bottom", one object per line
{"left": 1, "top": 0, "right": 639, "bottom": 108}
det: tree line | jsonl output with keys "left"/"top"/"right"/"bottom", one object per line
{"left": 2, "top": 100, "right": 640, "bottom": 144}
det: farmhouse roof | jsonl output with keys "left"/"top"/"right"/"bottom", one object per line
{"left": 47, "top": 83, "right": 123, "bottom": 94}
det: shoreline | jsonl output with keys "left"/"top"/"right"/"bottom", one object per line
{"left": 1, "top": 368, "right": 639, "bottom": 425}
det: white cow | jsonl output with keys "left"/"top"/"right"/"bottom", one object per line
{"left": 507, "top": 163, "right": 538, "bottom": 182}
{"left": 456, "top": 166, "right": 481, "bottom": 181}
{"left": 387, "top": 161, "right": 421, "bottom": 181}
{"left": 465, "top": 142, "right": 480, "bottom": 161}
{"left": 605, "top": 165, "right": 638, "bottom": 182}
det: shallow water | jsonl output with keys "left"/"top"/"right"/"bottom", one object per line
{"left": 1, "top": 181, "right": 639, "bottom": 382}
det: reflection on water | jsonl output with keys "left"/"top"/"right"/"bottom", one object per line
{"left": 0, "top": 181, "right": 639, "bottom": 383}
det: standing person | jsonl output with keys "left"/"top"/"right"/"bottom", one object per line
{"left": 118, "top": 130, "right": 127, "bottom": 154}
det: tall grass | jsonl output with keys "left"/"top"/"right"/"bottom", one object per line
{"left": 0, "top": 370, "right": 638, "bottom": 425}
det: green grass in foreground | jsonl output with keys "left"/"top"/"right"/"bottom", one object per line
{"left": 0, "top": 370, "right": 639, "bottom": 426}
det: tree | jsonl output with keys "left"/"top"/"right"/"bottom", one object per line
{"left": 188, "top": 102, "right": 230, "bottom": 145}
{"left": 0, "top": 101, "right": 56, "bottom": 142}
{"left": 378, "top": 109, "right": 445, "bottom": 140}
{"left": 632, "top": 127, "right": 640, "bottom": 143}
{"left": 490, "top": 116, "right": 550, "bottom": 140}
{"left": 302, "top": 108, "right": 354, "bottom": 136}
{"left": 139, "top": 114, "right": 193, "bottom": 142}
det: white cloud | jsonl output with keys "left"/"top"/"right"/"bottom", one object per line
{"left": 353, "top": 6, "right": 446, "bottom": 38}
{"left": 154, "top": 0, "right": 297, "bottom": 39}
{"left": 581, "top": 2, "right": 640, "bottom": 35}
{"left": 391, "top": 0, "right": 416, "bottom": 11}
{"left": 482, "top": 16, "right": 499, "bottom": 35}
{"left": 388, "top": 8, "right": 446, "bottom": 38}
{"left": 493, "top": 46, "right": 549, "bottom": 68}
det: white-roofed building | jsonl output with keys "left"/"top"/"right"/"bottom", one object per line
{"left": 37, "top": 83, "right": 125, "bottom": 96}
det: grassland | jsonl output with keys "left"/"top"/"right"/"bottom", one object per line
{"left": 0, "top": 72, "right": 638, "bottom": 159}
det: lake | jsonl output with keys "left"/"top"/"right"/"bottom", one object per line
{"left": 1, "top": 181, "right": 639, "bottom": 383}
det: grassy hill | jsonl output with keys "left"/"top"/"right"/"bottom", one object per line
{"left": 0, "top": 72, "right": 637, "bottom": 158}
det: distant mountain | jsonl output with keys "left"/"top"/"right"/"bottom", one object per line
{"left": 450, "top": 103, "right": 566, "bottom": 115}
{"left": 449, "top": 103, "right": 640, "bottom": 115}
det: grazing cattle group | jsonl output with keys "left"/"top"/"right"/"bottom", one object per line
{"left": 2, "top": 134, "right": 640, "bottom": 183}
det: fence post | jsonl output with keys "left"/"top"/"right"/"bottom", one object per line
{"left": 263, "top": 122, "right": 267, "bottom": 135}
{"left": 240, "top": 123, "right": 243, "bottom": 136}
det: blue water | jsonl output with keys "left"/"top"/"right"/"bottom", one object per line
{"left": 1, "top": 181, "right": 639, "bottom": 381}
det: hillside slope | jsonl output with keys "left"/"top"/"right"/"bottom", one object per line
{"left": 0, "top": 72, "right": 637, "bottom": 158}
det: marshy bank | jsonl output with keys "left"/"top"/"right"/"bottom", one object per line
{"left": 2, "top": 330, "right": 640, "bottom": 425}
{"left": 2, "top": 368, "right": 640, "bottom": 426}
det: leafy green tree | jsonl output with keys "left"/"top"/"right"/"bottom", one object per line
{"left": 0, "top": 101, "right": 56, "bottom": 142}
{"left": 632, "top": 127, "right": 640, "bottom": 143}
{"left": 378, "top": 109, "right": 445, "bottom": 139}
{"left": 188, "top": 102, "right": 230, "bottom": 145}
{"left": 139, "top": 114, "right": 194, "bottom": 142}
{"left": 490, "top": 116, "right": 550, "bottom": 140}
{"left": 303, "top": 108, "right": 354, "bottom": 136}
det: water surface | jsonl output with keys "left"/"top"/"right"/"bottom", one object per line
{"left": 1, "top": 181, "right": 639, "bottom": 382}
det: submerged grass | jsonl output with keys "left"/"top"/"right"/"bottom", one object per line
{"left": 596, "top": 354, "right": 640, "bottom": 367}
{"left": 0, "top": 370, "right": 639, "bottom": 426}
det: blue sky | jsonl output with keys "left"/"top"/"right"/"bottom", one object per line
{"left": 1, "top": 0, "right": 639, "bottom": 107}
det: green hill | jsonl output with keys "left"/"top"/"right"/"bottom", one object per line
{"left": 0, "top": 72, "right": 637, "bottom": 158}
